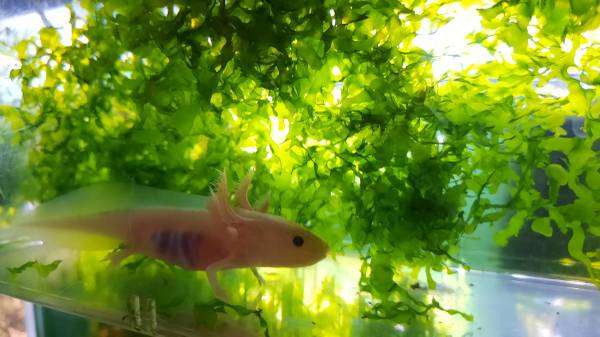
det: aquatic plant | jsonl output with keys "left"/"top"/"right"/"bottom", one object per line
{"left": 1, "top": 0, "right": 598, "bottom": 335}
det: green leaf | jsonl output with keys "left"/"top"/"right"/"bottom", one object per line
{"left": 479, "top": 5, "right": 503, "bottom": 21}
{"left": 7, "top": 261, "right": 36, "bottom": 275}
{"left": 567, "top": 223, "right": 590, "bottom": 263}
{"left": 14, "top": 40, "right": 29, "bottom": 59}
{"left": 531, "top": 217, "right": 553, "bottom": 237}
{"left": 209, "top": 300, "right": 271, "bottom": 337}
{"left": 370, "top": 255, "right": 394, "bottom": 293}
{"left": 171, "top": 104, "right": 199, "bottom": 135}
{"left": 210, "top": 92, "right": 223, "bottom": 108}
{"left": 562, "top": 199, "right": 596, "bottom": 223}
{"left": 8, "top": 260, "right": 62, "bottom": 277}
{"left": 40, "top": 27, "right": 61, "bottom": 48}
{"left": 546, "top": 164, "right": 568, "bottom": 185}
{"left": 541, "top": 137, "right": 576, "bottom": 153}
{"left": 411, "top": 143, "right": 430, "bottom": 163}
{"left": 425, "top": 267, "right": 436, "bottom": 290}
{"left": 122, "top": 256, "right": 149, "bottom": 270}
{"left": 586, "top": 170, "right": 600, "bottom": 189}
{"left": 500, "top": 24, "right": 528, "bottom": 51}
{"left": 193, "top": 303, "right": 218, "bottom": 329}
{"left": 9, "top": 68, "right": 21, "bottom": 80}
{"left": 571, "top": 0, "right": 596, "bottom": 16}
{"left": 445, "top": 308, "right": 474, "bottom": 322}
{"left": 494, "top": 211, "right": 527, "bottom": 246}
{"left": 296, "top": 39, "right": 323, "bottom": 68}
{"left": 542, "top": 0, "right": 571, "bottom": 36}
{"left": 480, "top": 210, "right": 505, "bottom": 223}
{"left": 549, "top": 208, "right": 568, "bottom": 233}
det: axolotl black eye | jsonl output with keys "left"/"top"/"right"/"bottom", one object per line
{"left": 292, "top": 235, "right": 304, "bottom": 247}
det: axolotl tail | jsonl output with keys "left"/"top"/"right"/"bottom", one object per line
{"left": 3, "top": 182, "right": 211, "bottom": 252}
{"left": 2, "top": 217, "right": 124, "bottom": 252}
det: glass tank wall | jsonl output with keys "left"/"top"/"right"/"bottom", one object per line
{"left": 1, "top": 1, "right": 599, "bottom": 337}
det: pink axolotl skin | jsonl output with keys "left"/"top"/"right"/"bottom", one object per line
{"left": 12, "top": 172, "right": 329, "bottom": 299}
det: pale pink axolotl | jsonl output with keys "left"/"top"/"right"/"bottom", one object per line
{"left": 11, "top": 172, "right": 329, "bottom": 299}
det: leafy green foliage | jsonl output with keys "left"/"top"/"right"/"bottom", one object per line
{"left": 531, "top": 217, "right": 553, "bottom": 237}
{"left": 453, "top": 0, "right": 600, "bottom": 285}
{"left": 7, "top": 260, "right": 62, "bottom": 277}
{"left": 194, "top": 299, "right": 270, "bottom": 336}
{"left": 0, "top": 122, "right": 23, "bottom": 206}
{"left": 1, "top": 0, "right": 599, "bottom": 334}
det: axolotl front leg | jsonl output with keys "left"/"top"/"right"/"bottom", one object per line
{"left": 146, "top": 173, "right": 246, "bottom": 299}
{"left": 107, "top": 171, "right": 263, "bottom": 300}
{"left": 205, "top": 170, "right": 277, "bottom": 296}
{"left": 196, "top": 171, "right": 269, "bottom": 298}
{"left": 205, "top": 256, "right": 235, "bottom": 300}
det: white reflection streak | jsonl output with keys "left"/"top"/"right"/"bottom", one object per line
{"left": 24, "top": 201, "right": 38, "bottom": 212}
{"left": 332, "top": 82, "right": 343, "bottom": 104}
{"left": 269, "top": 116, "right": 289, "bottom": 144}
{"left": 510, "top": 273, "right": 594, "bottom": 289}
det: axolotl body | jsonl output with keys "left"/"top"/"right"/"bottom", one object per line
{"left": 12, "top": 173, "right": 329, "bottom": 298}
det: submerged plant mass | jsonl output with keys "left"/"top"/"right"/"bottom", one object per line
{"left": 0, "top": 0, "right": 599, "bottom": 335}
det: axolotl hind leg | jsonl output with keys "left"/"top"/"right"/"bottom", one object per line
{"left": 206, "top": 260, "right": 231, "bottom": 301}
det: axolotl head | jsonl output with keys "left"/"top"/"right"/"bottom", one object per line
{"left": 236, "top": 209, "right": 329, "bottom": 268}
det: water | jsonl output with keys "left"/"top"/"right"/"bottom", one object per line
{"left": 0, "top": 232, "right": 598, "bottom": 337}
{"left": 430, "top": 271, "right": 599, "bottom": 337}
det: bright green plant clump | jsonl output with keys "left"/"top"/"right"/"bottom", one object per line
{"left": 1, "top": 0, "right": 599, "bottom": 335}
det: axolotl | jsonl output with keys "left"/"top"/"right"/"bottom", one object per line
{"left": 11, "top": 172, "right": 329, "bottom": 299}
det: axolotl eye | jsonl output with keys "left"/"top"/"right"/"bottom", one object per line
{"left": 292, "top": 235, "right": 304, "bottom": 247}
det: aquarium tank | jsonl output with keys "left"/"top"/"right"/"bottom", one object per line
{"left": 0, "top": 0, "right": 599, "bottom": 336}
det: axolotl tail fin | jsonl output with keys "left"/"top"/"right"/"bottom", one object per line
{"left": 0, "top": 222, "right": 122, "bottom": 252}
{"left": 3, "top": 182, "right": 211, "bottom": 252}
